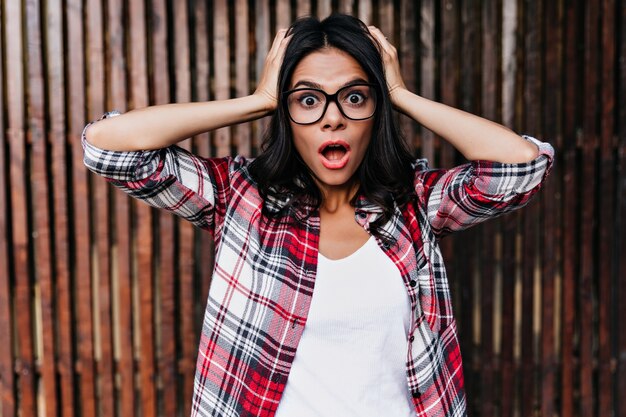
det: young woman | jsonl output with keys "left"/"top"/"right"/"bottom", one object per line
{"left": 83, "top": 14, "right": 553, "bottom": 417}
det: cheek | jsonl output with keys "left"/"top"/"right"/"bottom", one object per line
{"left": 290, "top": 126, "right": 313, "bottom": 160}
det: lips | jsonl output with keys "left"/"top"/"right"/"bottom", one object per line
{"left": 318, "top": 140, "right": 351, "bottom": 169}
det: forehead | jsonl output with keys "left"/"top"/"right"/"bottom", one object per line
{"left": 290, "top": 47, "right": 369, "bottom": 90}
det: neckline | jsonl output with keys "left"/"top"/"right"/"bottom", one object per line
{"left": 318, "top": 236, "right": 374, "bottom": 263}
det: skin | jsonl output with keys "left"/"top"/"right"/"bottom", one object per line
{"left": 84, "top": 26, "right": 540, "bottom": 260}
{"left": 288, "top": 48, "right": 375, "bottom": 259}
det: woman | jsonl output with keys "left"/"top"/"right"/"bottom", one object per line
{"left": 83, "top": 14, "right": 553, "bottom": 417}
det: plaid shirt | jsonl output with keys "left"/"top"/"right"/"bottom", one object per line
{"left": 83, "top": 112, "right": 554, "bottom": 417}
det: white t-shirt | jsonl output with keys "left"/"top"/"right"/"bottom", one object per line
{"left": 274, "top": 236, "right": 416, "bottom": 417}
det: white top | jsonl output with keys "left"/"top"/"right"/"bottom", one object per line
{"left": 274, "top": 236, "right": 416, "bottom": 417}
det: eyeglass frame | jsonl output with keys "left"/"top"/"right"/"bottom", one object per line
{"left": 282, "top": 82, "right": 379, "bottom": 125}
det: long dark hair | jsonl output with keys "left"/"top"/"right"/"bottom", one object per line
{"left": 249, "top": 14, "right": 415, "bottom": 240}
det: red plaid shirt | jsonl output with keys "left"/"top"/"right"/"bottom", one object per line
{"left": 83, "top": 112, "right": 554, "bottom": 417}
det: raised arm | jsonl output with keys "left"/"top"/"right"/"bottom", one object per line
{"left": 368, "top": 27, "right": 539, "bottom": 164}
{"left": 85, "top": 29, "right": 290, "bottom": 151}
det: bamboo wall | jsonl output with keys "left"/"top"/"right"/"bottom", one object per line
{"left": 1, "top": 0, "right": 625, "bottom": 416}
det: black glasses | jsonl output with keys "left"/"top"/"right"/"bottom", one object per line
{"left": 284, "top": 83, "right": 377, "bottom": 125}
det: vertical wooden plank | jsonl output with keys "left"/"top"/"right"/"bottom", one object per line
{"left": 5, "top": 1, "right": 36, "bottom": 415}
{"left": 501, "top": 0, "right": 517, "bottom": 130}
{"left": 618, "top": 3, "right": 626, "bottom": 416}
{"left": 66, "top": 0, "right": 97, "bottom": 414}
{"left": 174, "top": 1, "right": 195, "bottom": 415}
{"left": 561, "top": 147, "right": 577, "bottom": 417}
{"left": 439, "top": 0, "right": 458, "bottom": 167}
{"left": 419, "top": 0, "right": 435, "bottom": 161}
{"left": 45, "top": 0, "right": 75, "bottom": 415}
{"left": 214, "top": 0, "right": 231, "bottom": 157}
{"left": 439, "top": 0, "right": 457, "bottom": 305}
{"left": 399, "top": 0, "right": 416, "bottom": 149}
{"left": 235, "top": 0, "right": 251, "bottom": 157}
{"left": 378, "top": 1, "right": 393, "bottom": 41}
{"left": 254, "top": 0, "right": 271, "bottom": 148}
{"left": 276, "top": 0, "right": 291, "bottom": 32}
{"left": 193, "top": 0, "right": 211, "bottom": 160}
{"left": 25, "top": 0, "right": 58, "bottom": 415}
{"left": 597, "top": 2, "right": 616, "bottom": 417}
{"left": 135, "top": 2, "right": 162, "bottom": 416}
{"left": 106, "top": 0, "right": 134, "bottom": 416}
{"left": 296, "top": 0, "right": 311, "bottom": 18}
{"left": 127, "top": 1, "right": 152, "bottom": 416}
{"left": 86, "top": 0, "right": 116, "bottom": 414}
{"left": 357, "top": 0, "right": 373, "bottom": 25}
{"left": 500, "top": 3, "right": 518, "bottom": 414}
{"left": 521, "top": 0, "right": 543, "bottom": 415}
{"left": 480, "top": 1, "right": 499, "bottom": 415}
{"left": 317, "top": 0, "right": 332, "bottom": 18}
{"left": 561, "top": 0, "right": 580, "bottom": 415}
{"left": 338, "top": 0, "right": 355, "bottom": 15}
{"left": 457, "top": 2, "right": 479, "bottom": 411}
{"left": 0, "top": 4, "right": 15, "bottom": 416}
{"left": 541, "top": 1, "right": 561, "bottom": 416}
{"left": 499, "top": 219, "right": 517, "bottom": 417}
{"left": 580, "top": 1, "right": 600, "bottom": 416}
{"left": 148, "top": 0, "right": 174, "bottom": 415}
{"left": 192, "top": 0, "right": 215, "bottom": 320}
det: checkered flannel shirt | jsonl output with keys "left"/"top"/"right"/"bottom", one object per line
{"left": 83, "top": 112, "right": 554, "bottom": 417}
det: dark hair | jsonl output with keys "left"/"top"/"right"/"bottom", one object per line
{"left": 249, "top": 14, "right": 415, "bottom": 241}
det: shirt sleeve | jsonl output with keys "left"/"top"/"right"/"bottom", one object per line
{"left": 81, "top": 111, "right": 235, "bottom": 234}
{"left": 414, "top": 135, "right": 554, "bottom": 239}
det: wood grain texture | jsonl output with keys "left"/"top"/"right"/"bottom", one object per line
{"left": 618, "top": 3, "right": 626, "bottom": 416}
{"left": 580, "top": 2, "right": 600, "bottom": 416}
{"left": 6, "top": 1, "right": 36, "bottom": 415}
{"left": 419, "top": 0, "right": 435, "bottom": 161}
{"left": 66, "top": 0, "right": 97, "bottom": 414}
{"left": 0, "top": 3, "right": 15, "bottom": 416}
{"left": 174, "top": 2, "right": 196, "bottom": 413}
{"left": 25, "top": 0, "right": 58, "bottom": 415}
{"left": 45, "top": 0, "right": 75, "bottom": 415}
{"left": 0, "top": 2, "right": 623, "bottom": 416}
{"left": 598, "top": 2, "right": 616, "bottom": 417}
{"left": 541, "top": 1, "right": 561, "bottom": 416}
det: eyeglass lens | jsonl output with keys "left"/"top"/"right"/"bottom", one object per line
{"left": 287, "top": 84, "right": 376, "bottom": 124}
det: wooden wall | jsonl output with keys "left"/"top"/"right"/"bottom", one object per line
{"left": 0, "top": 0, "right": 624, "bottom": 416}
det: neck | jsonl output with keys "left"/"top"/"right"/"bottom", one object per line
{"left": 318, "top": 180, "right": 359, "bottom": 213}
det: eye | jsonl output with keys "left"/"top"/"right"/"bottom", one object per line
{"left": 292, "top": 90, "right": 324, "bottom": 109}
{"left": 301, "top": 95, "right": 319, "bottom": 107}
{"left": 347, "top": 92, "right": 365, "bottom": 104}
{"left": 340, "top": 88, "right": 370, "bottom": 107}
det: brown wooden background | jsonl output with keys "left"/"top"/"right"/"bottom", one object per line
{"left": 1, "top": 0, "right": 625, "bottom": 416}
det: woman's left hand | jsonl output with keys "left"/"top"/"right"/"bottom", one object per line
{"left": 367, "top": 26, "right": 407, "bottom": 108}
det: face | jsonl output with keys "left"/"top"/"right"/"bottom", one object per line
{"left": 287, "top": 47, "right": 375, "bottom": 194}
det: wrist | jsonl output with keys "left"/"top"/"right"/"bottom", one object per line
{"left": 252, "top": 89, "right": 278, "bottom": 114}
{"left": 389, "top": 87, "right": 412, "bottom": 114}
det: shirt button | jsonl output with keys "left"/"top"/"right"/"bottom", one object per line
{"left": 357, "top": 212, "right": 367, "bottom": 219}
{"left": 409, "top": 335, "right": 415, "bottom": 342}
{"left": 409, "top": 280, "right": 417, "bottom": 287}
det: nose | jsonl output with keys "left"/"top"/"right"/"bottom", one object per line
{"left": 321, "top": 100, "right": 346, "bottom": 130}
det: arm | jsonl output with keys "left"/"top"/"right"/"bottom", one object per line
{"left": 368, "top": 27, "right": 538, "bottom": 163}
{"left": 85, "top": 29, "right": 290, "bottom": 151}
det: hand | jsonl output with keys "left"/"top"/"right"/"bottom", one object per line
{"left": 367, "top": 26, "right": 407, "bottom": 107}
{"left": 254, "top": 29, "right": 291, "bottom": 112}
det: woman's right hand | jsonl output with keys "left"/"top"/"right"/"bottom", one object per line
{"left": 254, "top": 29, "right": 291, "bottom": 112}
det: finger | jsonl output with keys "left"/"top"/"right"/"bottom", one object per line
{"left": 268, "top": 28, "right": 288, "bottom": 57}
{"left": 367, "top": 26, "right": 395, "bottom": 53}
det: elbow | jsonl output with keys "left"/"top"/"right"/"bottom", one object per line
{"left": 519, "top": 141, "right": 540, "bottom": 163}
{"left": 84, "top": 120, "right": 113, "bottom": 150}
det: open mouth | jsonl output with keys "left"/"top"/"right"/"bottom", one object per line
{"left": 318, "top": 140, "right": 351, "bottom": 169}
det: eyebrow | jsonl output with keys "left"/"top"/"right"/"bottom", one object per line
{"left": 291, "top": 78, "right": 370, "bottom": 90}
